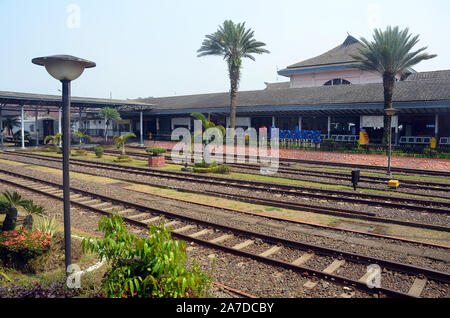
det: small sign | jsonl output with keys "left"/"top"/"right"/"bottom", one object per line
{"left": 360, "top": 132, "right": 369, "bottom": 145}
{"left": 430, "top": 137, "right": 437, "bottom": 149}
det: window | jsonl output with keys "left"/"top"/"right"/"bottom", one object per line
{"left": 324, "top": 78, "right": 351, "bottom": 86}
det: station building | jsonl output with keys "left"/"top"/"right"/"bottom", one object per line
{"left": 128, "top": 35, "right": 450, "bottom": 146}
{"left": 1, "top": 35, "right": 450, "bottom": 147}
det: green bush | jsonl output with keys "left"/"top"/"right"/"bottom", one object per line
{"left": 214, "top": 164, "right": 231, "bottom": 174}
{"left": 41, "top": 147, "right": 58, "bottom": 153}
{"left": 0, "top": 196, "right": 10, "bottom": 214}
{"left": 0, "top": 228, "right": 52, "bottom": 264}
{"left": 81, "top": 214, "right": 211, "bottom": 298}
{"left": 194, "top": 160, "right": 218, "bottom": 169}
{"left": 146, "top": 147, "right": 167, "bottom": 157}
{"left": 192, "top": 163, "right": 230, "bottom": 174}
{"left": 94, "top": 146, "right": 104, "bottom": 158}
{"left": 114, "top": 155, "right": 132, "bottom": 162}
{"left": 71, "top": 149, "right": 88, "bottom": 157}
{"left": 34, "top": 217, "right": 59, "bottom": 237}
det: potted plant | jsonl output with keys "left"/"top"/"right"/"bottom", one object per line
{"left": 146, "top": 147, "right": 167, "bottom": 167}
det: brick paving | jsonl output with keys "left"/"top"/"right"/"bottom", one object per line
{"left": 143, "top": 140, "right": 450, "bottom": 172}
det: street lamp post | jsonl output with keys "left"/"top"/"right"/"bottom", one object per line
{"left": 384, "top": 108, "right": 398, "bottom": 176}
{"left": 32, "top": 55, "right": 95, "bottom": 273}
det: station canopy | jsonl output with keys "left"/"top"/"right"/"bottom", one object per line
{"left": 0, "top": 90, "right": 155, "bottom": 115}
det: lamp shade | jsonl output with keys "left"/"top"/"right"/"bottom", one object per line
{"left": 32, "top": 55, "right": 96, "bottom": 81}
{"left": 384, "top": 108, "right": 399, "bottom": 116}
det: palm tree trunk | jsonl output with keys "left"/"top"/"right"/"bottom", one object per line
{"left": 382, "top": 73, "right": 395, "bottom": 146}
{"left": 105, "top": 121, "right": 109, "bottom": 143}
{"left": 228, "top": 60, "right": 240, "bottom": 137}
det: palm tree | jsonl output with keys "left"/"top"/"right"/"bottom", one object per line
{"left": 2, "top": 190, "right": 27, "bottom": 231}
{"left": 101, "top": 107, "right": 121, "bottom": 143}
{"left": 191, "top": 112, "right": 226, "bottom": 141}
{"left": 44, "top": 133, "right": 62, "bottom": 147}
{"left": 4, "top": 117, "right": 20, "bottom": 136}
{"left": 113, "top": 132, "right": 136, "bottom": 155}
{"left": 73, "top": 130, "right": 92, "bottom": 149}
{"left": 21, "top": 200, "right": 46, "bottom": 230}
{"left": 350, "top": 26, "right": 436, "bottom": 145}
{"left": 197, "top": 20, "right": 269, "bottom": 132}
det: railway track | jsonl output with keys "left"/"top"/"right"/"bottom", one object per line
{"left": 107, "top": 149, "right": 450, "bottom": 196}
{"left": 5, "top": 151, "right": 450, "bottom": 216}
{"left": 129, "top": 144, "right": 450, "bottom": 178}
{"left": 0, "top": 168, "right": 448, "bottom": 298}
{"left": 2, "top": 151, "right": 449, "bottom": 239}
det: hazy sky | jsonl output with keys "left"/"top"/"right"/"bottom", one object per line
{"left": 1, "top": 0, "right": 449, "bottom": 100}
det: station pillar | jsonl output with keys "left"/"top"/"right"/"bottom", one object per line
{"left": 21, "top": 104, "right": 25, "bottom": 149}
{"left": 327, "top": 116, "right": 331, "bottom": 139}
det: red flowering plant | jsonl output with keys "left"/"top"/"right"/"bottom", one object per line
{"left": 0, "top": 228, "right": 52, "bottom": 262}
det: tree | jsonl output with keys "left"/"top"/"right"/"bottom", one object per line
{"left": 101, "top": 107, "right": 121, "bottom": 143}
{"left": 73, "top": 130, "right": 92, "bottom": 149}
{"left": 4, "top": 117, "right": 20, "bottom": 136}
{"left": 2, "top": 190, "right": 27, "bottom": 231}
{"left": 113, "top": 132, "right": 136, "bottom": 155}
{"left": 197, "top": 20, "right": 269, "bottom": 133}
{"left": 44, "top": 133, "right": 62, "bottom": 147}
{"left": 21, "top": 200, "right": 46, "bottom": 230}
{"left": 191, "top": 112, "right": 226, "bottom": 141}
{"left": 351, "top": 26, "right": 436, "bottom": 145}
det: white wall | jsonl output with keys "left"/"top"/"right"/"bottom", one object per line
{"left": 290, "top": 69, "right": 383, "bottom": 88}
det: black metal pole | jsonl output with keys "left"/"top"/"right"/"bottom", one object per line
{"left": 387, "top": 116, "right": 392, "bottom": 176}
{"left": 62, "top": 80, "right": 72, "bottom": 273}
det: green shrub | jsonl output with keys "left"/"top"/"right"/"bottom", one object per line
{"left": 71, "top": 149, "right": 88, "bottom": 157}
{"left": 0, "top": 229, "right": 52, "bottom": 263}
{"left": 192, "top": 163, "right": 230, "bottom": 174}
{"left": 34, "top": 217, "right": 59, "bottom": 237}
{"left": 0, "top": 196, "right": 10, "bottom": 214}
{"left": 146, "top": 147, "right": 167, "bottom": 157}
{"left": 214, "top": 164, "right": 231, "bottom": 174}
{"left": 42, "top": 147, "right": 58, "bottom": 153}
{"left": 194, "top": 160, "right": 218, "bottom": 169}
{"left": 114, "top": 155, "right": 132, "bottom": 162}
{"left": 81, "top": 214, "right": 211, "bottom": 298}
{"left": 94, "top": 146, "right": 104, "bottom": 158}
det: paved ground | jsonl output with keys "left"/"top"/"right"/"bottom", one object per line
{"left": 143, "top": 140, "right": 450, "bottom": 172}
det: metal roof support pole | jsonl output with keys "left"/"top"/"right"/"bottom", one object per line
{"left": 327, "top": 116, "right": 331, "bottom": 139}
{"left": 21, "top": 104, "right": 25, "bottom": 149}
{"left": 272, "top": 116, "right": 276, "bottom": 127}
{"left": 140, "top": 110, "right": 144, "bottom": 147}
{"left": 298, "top": 116, "right": 302, "bottom": 131}
{"left": 58, "top": 107, "right": 62, "bottom": 147}
{"left": 35, "top": 107, "right": 39, "bottom": 147}
{"left": 79, "top": 108, "right": 82, "bottom": 132}
{"left": 435, "top": 114, "right": 439, "bottom": 140}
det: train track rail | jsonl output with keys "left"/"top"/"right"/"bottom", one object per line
{"left": 2, "top": 152, "right": 449, "bottom": 240}
{"left": 0, "top": 168, "right": 448, "bottom": 298}
{"left": 5, "top": 151, "right": 450, "bottom": 216}
{"left": 105, "top": 149, "right": 450, "bottom": 199}
{"left": 130, "top": 144, "right": 450, "bottom": 178}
